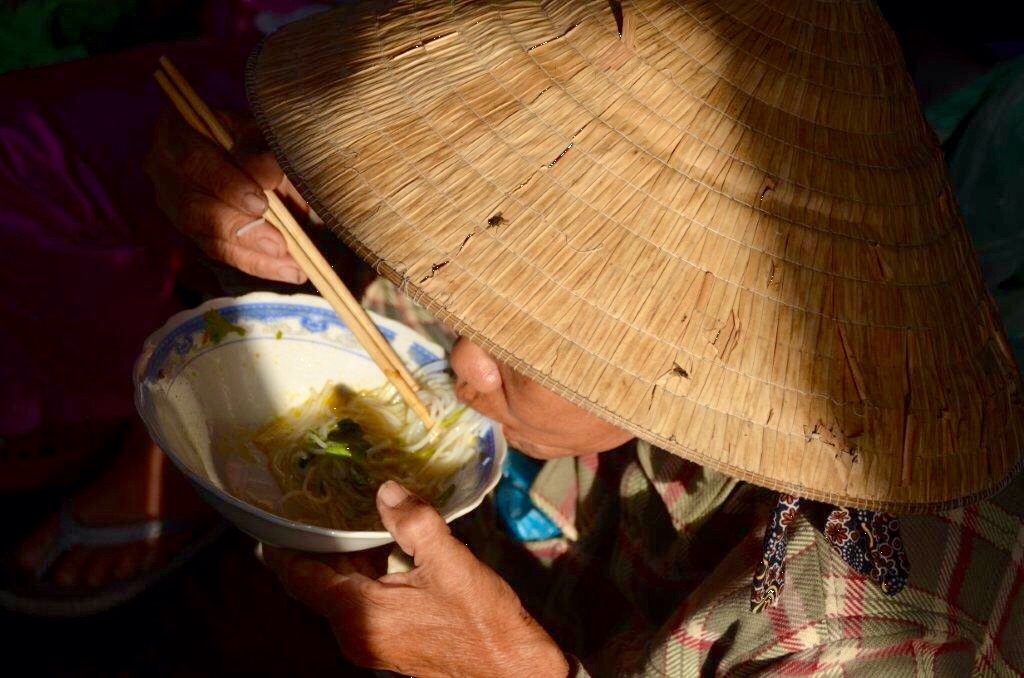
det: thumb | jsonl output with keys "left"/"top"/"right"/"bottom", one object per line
{"left": 376, "top": 481, "right": 456, "bottom": 566}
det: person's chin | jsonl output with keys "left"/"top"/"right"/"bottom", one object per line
{"left": 502, "top": 426, "right": 579, "bottom": 460}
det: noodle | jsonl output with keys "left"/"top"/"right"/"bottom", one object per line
{"left": 222, "top": 366, "right": 484, "bottom": 530}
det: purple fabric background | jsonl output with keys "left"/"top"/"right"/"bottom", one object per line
{"left": 0, "top": 40, "right": 253, "bottom": 435}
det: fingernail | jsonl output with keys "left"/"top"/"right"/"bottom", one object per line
{"left": 257, "top": 238, "right": 283, "bottom": 257}
{"left": 278, "top": 265, "right": 305, "bottom": 285}
{"left": 235, "top": 217, "right": 264, "bottom": 238}
{"left": 378, "top": 481, "right": 408, "bottom": 508}
{"left": 243, "top": 192, "right": 267, "bottom": 216}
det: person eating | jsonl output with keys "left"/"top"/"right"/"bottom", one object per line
{"left": 146, "top": 0, "right": 1024, "bottom": 674}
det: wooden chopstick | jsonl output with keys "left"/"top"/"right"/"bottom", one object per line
{"left": 155, "top": 57, "right": 434, "bottom": 429}
{"left": 154, "top": 70, "right": 210, "bottom": 139}
{"left": 158, "top": 58, "right": 418, "bottom": 390}
{"left": 163, "top": 61, "right": 424, "bottom": 402}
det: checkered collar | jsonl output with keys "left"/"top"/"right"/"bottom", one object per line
{"left": 527, "top": 441, "right": 910, "bottom": 614}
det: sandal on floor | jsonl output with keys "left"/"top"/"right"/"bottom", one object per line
{"left": 0, "top": 499, "right": 227, "bottom": 617}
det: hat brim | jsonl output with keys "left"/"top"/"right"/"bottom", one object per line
{"left": 246, "top": 0, "right": 1024, "bottom": 512}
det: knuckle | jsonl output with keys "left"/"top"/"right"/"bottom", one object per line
{"left": 199, "top": 238, "right": 252, "bottom": 275}
{"left": 203, "top": 164, "right": 235, "bottom": 198}
{"left": 353, "top": 577, "right": 378, "bottom": 600}
{"left": 400, "top": 507, "right": 447, "bottom": 543}
{"left": 188, "top": 198, "right": 246, "bottom": 241}
{"left": 354, "top": 579, "right": 396, "bottom": 611}
{"left": 454, "top": 380, "right": 477, "bottom": 404}
{"left": 230, "top": 248, "right": 262, "bottom": 277}
{"left": 247, "top": 253, "right": 287, "bottom": 281}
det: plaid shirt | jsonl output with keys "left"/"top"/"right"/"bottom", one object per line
{"left": 363, "top": 279, "right": 1024, "bottom": 677}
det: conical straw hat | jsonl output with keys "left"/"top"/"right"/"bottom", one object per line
{"left": 247, "top": 0, "right": 1024, "bottom": 512}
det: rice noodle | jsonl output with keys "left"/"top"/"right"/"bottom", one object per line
{"left": 221, "top": 367, "right": 484, "bottom": 530}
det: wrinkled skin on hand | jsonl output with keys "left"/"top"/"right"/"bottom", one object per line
{"left": 264, "top": 482, "right": 570, "bottom": 678}
{"left": 263, "top": 337, "right": 632, "bottom": 674}
{"left": 145, "top": 108, "right": 311, "bottom": 284}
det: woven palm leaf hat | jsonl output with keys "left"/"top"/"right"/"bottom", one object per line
{"left": 247, "top": 0, "right": 1024, "bottom": 513}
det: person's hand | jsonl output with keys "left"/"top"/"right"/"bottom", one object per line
{"left": 145, "top": 107, "right": 311, "bottom": 284}
{"left": 263, "top": 481, "right": 569, "bottom": 678}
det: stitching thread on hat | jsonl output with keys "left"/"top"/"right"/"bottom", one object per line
{"left": 372, "top": 2, "right": 958, "bottom": 316}
{"left": 445, "top": 8, "right": 972, "bottom": 296}
{"left": 712, "top": 0, "right": 905, "bottom": 73}
{"left": 526, "top": 22, "right": 581, "bottom": 52}
{"left": 349, "top": 3, "right": 995, "bottom": 352}
{"left": 461, "top": 3, "right": 961, "bottom": 296}
{"left": 402, "top": 17, "right": 1000, "bottom": 392}
{"left": 748, "top": 0, "right": 887, "bottom": 39}
{"left": 246, "top": 19, "right": 1024, "bottom": 512}
{"left": 342, "top": 8, "right": 1003, "bottom": 420}
{"left": 554, "top": 0, "right": 941, "bottom": 193}
{"left": 642, "top": 3, "right": 914, "bottom": 128}
{"left": 558, "top": 2, "right": 941, "bottom": 191}
{"left": 256, "top": 6, "right": 1024, "bottom": 473}
{"left": 458, "top": 16, "right": 959, "bottom": 296}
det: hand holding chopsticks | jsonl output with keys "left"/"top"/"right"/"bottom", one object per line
{"left": 154, "top": 57, "right": 434, "bottom": 428}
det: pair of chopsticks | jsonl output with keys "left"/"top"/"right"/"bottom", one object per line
{"left": 154, "top": 57, "right": 434, "bottom": 429}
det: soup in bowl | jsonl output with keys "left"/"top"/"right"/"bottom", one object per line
{"left": 133, "top": 292, "right": 505, "bottom": 553}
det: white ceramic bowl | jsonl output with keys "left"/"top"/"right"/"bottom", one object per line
{"left": 133, "top": 292, "right": 505, "bottom": 553}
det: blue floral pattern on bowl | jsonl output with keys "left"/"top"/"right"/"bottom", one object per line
{"left": 133, "top": 292, "right": 507, "bottom": 553}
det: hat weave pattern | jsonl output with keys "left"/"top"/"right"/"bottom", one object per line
{"left": 248, "top": 0, "right": 1024, "bottom": 512}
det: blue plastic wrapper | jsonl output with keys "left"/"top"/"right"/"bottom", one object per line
{"left": 494, "top": 450, "right": 562, "bottom": 541}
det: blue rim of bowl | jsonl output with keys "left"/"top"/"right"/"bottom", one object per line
{"left": 132, "top": 292, "right": 506, "bottom": 541}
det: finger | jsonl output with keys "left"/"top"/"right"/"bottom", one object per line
{"left": 177, "top": 192, "right": 289, "bottom": 257}
{"left": 219, "top": 111, "right": 267, "bottom": 152}
{"left": 195, "top": 235, "right": 307, "bottom": 284}
{"left": 376, "top": 482, "right": 460, "bottom": 567}
{"left": 260, "top": 543, "right": 291, "bottom": 574}
{"left": 451, "top": 338, "right": 503, "bottom": 394}
{"left": 239, "top": 150, "right": 286, "bottom": 193}
{"left": 177, "top": 193, "right": 303, "bottom": 283}
{"left": 235, "top": 218, "right": 293, "bottom": 257}
{"left": 263, "top": 546, "right": 376, "bottom": 618}
{"left": 220, "top": 115, "right": 313, "bottom": 221}
{"left": 239, "top": 153, "right": 314, "bottom": 222}
{"left": 318, "top": 550, "right": 382, "bottom": 578}
{"left": 167, "top": 128, "right": 268, "bottom": 218}
{"left": 263, "top": 546, "right": 378, "bottom": 581}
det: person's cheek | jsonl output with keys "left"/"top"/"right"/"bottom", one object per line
{"left": 461, "top": 388, "right": 513, "bottom": 428}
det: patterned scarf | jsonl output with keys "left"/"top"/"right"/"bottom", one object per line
{"left": 750, "top": 494, "right": 910, "bottom": 612}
